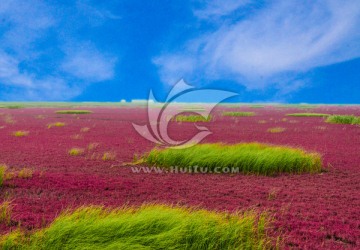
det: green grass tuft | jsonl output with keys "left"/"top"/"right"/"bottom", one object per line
{"left": 286, "top": 113, "right": 330, "bottom": 117}
{"left": 0, "top": 165, "right": 7, "bottom": 187}
{"left": 102, "top": 152, "right": 116, "bottom": 161}
{"left": 142, "top": 143, "right": 322, "bottom": 176}
{"left": 47, "top": 122, "right": 66, "bottom": 128}
{"left": 12, "top": 131, "right": 29, "bottom": 137}
{"left": 55, "top": 110, "right": 92, "bottom": 114}
{"left": 325, "top": 115, "right": 360, "bottom": 125}
{"left": 0, "top": 201, "right": 12, "bottom": 225}
{"left": 0, "top": 204, "right": 274, "bottom": 249}
{"left": 222, "top": 111, "right": 255, "bottom": 117}
{"left": 68, "top": 148, "right": 85, "bottom": 156}
{"left": 267, "top": 127, "right": 286, "bottom": 133}
{"left": 18, "top": 168, "right": 33, "bottom": 179}
{"left": 172, "top": 114, "right": 212, "bottom": 122}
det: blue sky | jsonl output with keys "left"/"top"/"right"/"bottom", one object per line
{"left": 0, "top": 0, "right": 359, "bottom": 103}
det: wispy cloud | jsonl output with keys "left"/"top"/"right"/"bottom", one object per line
{"left": 0, "top": 50, "right": 83, "bottom": 100}
{"left": 155, "top": 0, "right": 360, "bottom": 94}
{"left": 153, "top": 54, "right": 197, "bottom": 86}
{"left": 76, "top": 0, "right": 121, "bottom": 23}
{"left": 193, "top": 0, "right": 251, "bottom": 20}
{"left": 62, "top": 43, "right": 117, "bottom": 82}
{"left": 0, "top": 51, "right": 34, "bottom": 88}
{"left": 0, "top": 0, "right": 118, "bottom": 101}
{"left": 0, "top": 0, "right": 55, "bottom": 55}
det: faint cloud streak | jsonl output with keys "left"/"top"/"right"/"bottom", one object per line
{"left": 155, "top": 0, "right": 360, "bottom": 95}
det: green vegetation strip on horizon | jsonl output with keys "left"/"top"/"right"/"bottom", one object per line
{"left": 277, "top": 104, "right": 318, "bottom": 109}
{"left": 249, "top": 105, "right": 264, "bottom": 108}
{"left": 286, "top": 113, "right": 330, "bottom": 117}
{"left": 325, "top": 115, "right": 360, "bottom": 125}
{"left": 55, "top": 110, "right": 93, "bottom": 114}
{"left": 0, "top": 105, "right": 24, "bottom": 109}
{"left": 143, "top": 143, "right": 322, "bottom": 175}
{"left": 0, "top": 102, "right": 132, "bottom": 108}
{"left": 222, "top": 111, "right": 255, "bottom": 117}
{"left": 0, "top": 205, "right": 274, "bottom": 249}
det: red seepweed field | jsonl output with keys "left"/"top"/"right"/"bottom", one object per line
{"left": 0, "top": 105, "right": 359, "bottom": 249}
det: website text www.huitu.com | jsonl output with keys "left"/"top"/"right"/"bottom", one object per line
{"left": 130, "top": 166, "right": 241, "bottom": 174}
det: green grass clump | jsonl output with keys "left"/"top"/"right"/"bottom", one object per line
{"left": 68, "top": 148, "right": 85, "bottom": 156}
{"left": 18, "top": 168, "right": 33, "bottom": 179}
{"left": 12, "top": 131, "right": 29, "bottom": 137}
{"left": 325, "top": 115, "right": 360, "bottom": 125}
{"left": 0, "top": 165, "right": 7, "bottom": 186}
{"left": 172, "top": 114, "right": 212, "bottom": 122}
{"left": 102, "top": 152, "right": 116, "bottom": 161}
{"left": 286, "top": 113, "right": 330, "bottom": 117}
{"left": 222, "top": 111, "right": 255, "bottom": 117}
{"left": 47, "top": 122, "right": 66, "bottom": 128}
{"left": 143, "top": 143, "right": 322, "bottom": 175}
{"left": 0, "top": 201, "right": 12, "bottom": 225}
{"left": 267, "top": 127, "right": 286, "bottom": 133}
{"left": 55, "top": 110, "right": 92, "bottom": 114}
{"left": 0, "top": 204, "right": 274, "bottom": 249}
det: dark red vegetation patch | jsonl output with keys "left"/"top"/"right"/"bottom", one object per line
{"left": 0, "top": 106, "right": 360, "bottom": 249}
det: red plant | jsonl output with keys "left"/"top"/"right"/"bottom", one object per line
{"left": 0, "top": 106, "right": 359, "bottom": 248}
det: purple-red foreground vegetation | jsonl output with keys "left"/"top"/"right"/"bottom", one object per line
{"left": 0, "top": 105, "right": 359, "bottom": 249}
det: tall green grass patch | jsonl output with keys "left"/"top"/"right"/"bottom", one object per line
{"left": 172, "top": 114, "right": 212, "bottom": 122}
{"left": 0, "top": 165, "right": 7, "bottom": 186}
{"left": 222, "top": 111, "right": 255, "bottom": 117}
{"left": 286, "top": 113, "right": 330, "bottom": 117}
{"left": 0, "top": 204, "right": 275, "bottom": 249}
{"left": 0, "top": 201, "right": 12, "bottom": 225}
{"left": 143, "top": 143, "right": 322, "bottom": 175}
{"left": 55, "top": 110, "right": 92, "bottom": 114}
{"left": 325, "top": 115, "right": 360, "bottom": 125}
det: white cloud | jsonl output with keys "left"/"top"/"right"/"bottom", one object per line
{"left": 153, "top": 54, "right": 197, "bottom": 85}
{"left": 0, "top": 51, "right": 33, "bottom": 87}
{"left": 0, "top": 0, "right": 118, "bottom": 100}
{"left": 193, "top": 0, "right": 251, "bottom": 20}
{"left": 61, "top": 44, "right": 117, "bottom": 82}
{"left": 0, "top": 0, "right": 55, "bottom": 56}
{"left": 1, "top": 78, "right": 82, "bottom": 101}
{"left": 76, "top": 0, "right": 121, "bottom": 23}
{"left": 0, "top": 50, "right": 82, "bottom": 100}
{"left": 155, "top": 0, "right": 360, "bottom": 93}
